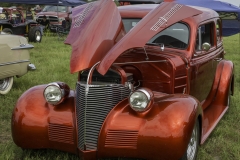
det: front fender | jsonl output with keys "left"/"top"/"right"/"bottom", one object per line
{"left": 11, "top": 85, "right": 78, "bottom": 154}
{"left": 98, "top": 94, "right": 202, "bottom": 160}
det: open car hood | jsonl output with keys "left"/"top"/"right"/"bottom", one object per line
{"left": 65, "top": 0, "right": 124, "bottom": 73}
{"left": 66, "top": 0, "right": 202, "bottom": 74}
{"left": 97, "top": 2, "right": 202, "bottom": 75}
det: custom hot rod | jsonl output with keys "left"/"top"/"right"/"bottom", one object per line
{"left": 11, "top": 1, "right": 234, "bottom": 160}
{"left": 0, "top": 7, "right": 42, "bottom": 42}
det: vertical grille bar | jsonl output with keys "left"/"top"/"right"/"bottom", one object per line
{"left": 76, "top": 82, "right": 130, "bottom": 150}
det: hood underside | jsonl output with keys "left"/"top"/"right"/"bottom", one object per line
{"left": 65, "top": 0, "right": 124, "bottom": 73}
{"left": 66, "top": 0, "right": 202, "bottom": 74}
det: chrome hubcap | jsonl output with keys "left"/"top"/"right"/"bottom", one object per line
{"left": 35, "top": 30, "right": 41, "bottom": 41}
{"left": 0, "top": 78, "right": 10, "bottom": 91}
{"left": 187, "top": 124, "right": 197, "bottom": 160}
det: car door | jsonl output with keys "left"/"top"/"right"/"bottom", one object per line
{"left": 190, "top": 20, "right": 223, "bottom": 103}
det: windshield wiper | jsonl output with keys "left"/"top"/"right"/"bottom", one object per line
{"left": 145, "top": 42, "right": 164, "bottom": 51}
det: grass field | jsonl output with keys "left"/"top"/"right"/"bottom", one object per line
{"left": 0, "top": 34, "right": 239, "bottom": 160}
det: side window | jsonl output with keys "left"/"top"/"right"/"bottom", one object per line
{"left": 195, "top": 22, "right": 214, "bottom": 51}
{"left": 216, "top": 20, "right": 222, "bottom": 44}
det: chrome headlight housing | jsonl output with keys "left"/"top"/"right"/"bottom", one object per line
{"left": 129, "top": 88, "right": 152, "bottom": 112}
{"left": 43, "top": 82, "right": 70, "bottom": 105}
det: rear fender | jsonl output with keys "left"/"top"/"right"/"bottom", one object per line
{"left": 214, "top": 60, "right": 234, "bottom": 106}
{"left": 200, "top": 60, "right": 234, "bottom": 144}
{"left": 202, "top": 60, "right": 234, "bottom": 110}
{"left": 98, "top": 94, "right": 202, "bottom": 160}
{"left": 11, "top": 85, "right": 78, "bottom": 154}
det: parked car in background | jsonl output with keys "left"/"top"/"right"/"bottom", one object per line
{"left": 12, "top": 1, "right": 234, "bottom": 160}
{"left": 0, "top": 32, "right": 35, "bottom": 94}
{"left": 36, "top": 5, "right": 72, "bottom": 31}
{"left": 0, "top": 7, "right": 42, "bottom": 42}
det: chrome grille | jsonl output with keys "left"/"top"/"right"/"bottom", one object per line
{"left": 38, "top": 15, "right": 58, "bottom": 22}
{"left": 76, "top": 82, "right": 131, "bottom": 150}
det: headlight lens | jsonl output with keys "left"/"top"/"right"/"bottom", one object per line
{"left": 129, "top": 89, "right": 151, "bottom": 112}
{"left": 44, "top": 83, "right": 63, "bottom": 105}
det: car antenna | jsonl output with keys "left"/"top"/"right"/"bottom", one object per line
{"left": 143, "top": 47, "right": 149, "bottom": 61}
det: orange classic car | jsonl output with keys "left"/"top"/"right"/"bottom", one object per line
{"left": 11, "top": 1, "right": 234, "bottom": 160}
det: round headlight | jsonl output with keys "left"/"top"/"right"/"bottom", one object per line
{"left": 129, "top": 89, "right": 151, "bottom": 112}
{"left": 43, "top": 83, "right": 63, "bottom": 105}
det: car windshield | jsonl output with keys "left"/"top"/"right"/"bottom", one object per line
{"left": 42, "top": 5, "right": 68, "bottom": 12}
{"left": 122, "top": 19, "right": 189, "bottom": 49}
{"left": 122, "top": 18, "right": 141, "bottom": 32}
{"left": 148, "top": 23, "right": 189, "bottom": 49}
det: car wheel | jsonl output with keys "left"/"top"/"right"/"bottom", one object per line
{"left": 2, "top": 28, "right": 13, "bottom": 34}
{"left": 228, "top": 83, "right": 232, "bottom": 107}
{"left": 28, "top": 26, "right": 42, "bottom": 42}
{"left": 181, "top": 120, "right": 200, "bottom": 160}
{"left": 0, "top": 77, "right": 14, "bottom": 95}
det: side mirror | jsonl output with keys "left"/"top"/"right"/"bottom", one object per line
{"left": 202, "top": 42, "right": 211, "bottom": 51}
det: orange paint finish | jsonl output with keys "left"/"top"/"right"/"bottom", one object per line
{"left": 65, "top": 0, "right": 125, "bottom": 73}
{"left": 200, "top": 60, "right": 234, "bottom": 144}
{"left": 115, "top": 49, "right": 189, "bottom": 94}
{"left": 11, "top": 85, "right": 78, "bottom": 154}
{"left": 98, "top": 95, "right": 202, "bottom": 160}
{"left": 78, "top": 150, "right": 97, "bottom": 159}
{"left": 97, "top": 3, "right": 202, "bottom": 75}
{"left": 11, "top": 1, "right": 235, "bottom": 159}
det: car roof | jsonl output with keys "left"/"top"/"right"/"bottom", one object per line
{"left": 118, "top": 3, "right": 219, "bottom": 22}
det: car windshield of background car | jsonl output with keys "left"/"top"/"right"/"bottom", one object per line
{"left": 122, "top": 18, "right": 141, "bottom": 32}
{"left": 42, "top": 5, "right": 68, "bottom": 12}
{"left": 148, "top": 22, "right": 189, "bottom": 49}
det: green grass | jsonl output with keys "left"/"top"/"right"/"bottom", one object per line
{"left": 0, "top": 34, "right": 240, "bottom": 160}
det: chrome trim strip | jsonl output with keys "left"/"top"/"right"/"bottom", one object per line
{"left": 86, "top": 61, "right": 100, "bottom": 85}
{"left": 0, "top": 60, "right": 30, "bottom": 66}
{"left": 138, "top": 88, "right": 151, "bottom": 101}
{"left": 11, "top": 44, "right": 34, "bottom": 50}
{"left": 113, "top": 60, "right": 167, "bottom": 65}
{"left": 150, "top": 4, "right": 183, "bottom": 31}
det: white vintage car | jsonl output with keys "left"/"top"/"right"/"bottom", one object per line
{"left": 0, "top": 32, "right": 35, "bottom": 94}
